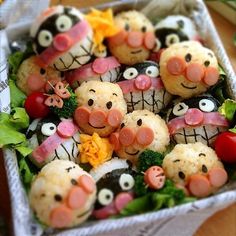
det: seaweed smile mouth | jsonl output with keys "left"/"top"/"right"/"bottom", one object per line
{"left": 181, "top": 83, "right": 197, "bottom": 90}
{"left": 131, "top": 49, "right": 142, "bottom": 54}
{"left": 88, "top": 123, "right": 106, "bottom": 129}
{"left": 125, "top": 149, "right": 140, "bottom": 155}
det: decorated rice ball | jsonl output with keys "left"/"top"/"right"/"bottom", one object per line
{"left": 162, "top": 142, "right": 228, "bottom": 197}
{"left": 74, "top": 81, "right": 127, "bottom": 137}
{"left": 30, "top": 6, "right": 94, "bottom": 71}
{"left": 29, "top": 160, "right": 96, "bottom": 228}
{"left": 110, "top": 110, "right": 170, "bottom": 164}
{"left": 108, "top": 10, "right": 156, "bottom": 65}
{"left": 160, "top": 41, "right": 219, "bottom": 98}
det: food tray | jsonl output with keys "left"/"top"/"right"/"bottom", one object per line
{"left": 0, "top": 0, "right": 236, "bottom": 235}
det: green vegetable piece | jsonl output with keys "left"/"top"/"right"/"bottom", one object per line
{"left": 218, "top": 99, "right": 236, "bottom": 121}
{"left": 15, "top": 145, "right": 32, "bottom": 157}
{"left": 8, "top": 51, "right": 25, "bottom": 75}
{"left": 134, "top": 174, "right": 148, "bottom": 196}
{"left": 9, "top": 79, "right": 26, "bottom": 108}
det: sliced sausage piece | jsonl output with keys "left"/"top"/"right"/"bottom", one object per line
{"left": 119, "top": 127, "right": 136, "bottom": 146}
{"left": 208, "top": 167, "right": 228, "bottom": 188}
{"left": 127, "top": 31, "right": 143, "bottom": 48}
{"left": 144, "top": 166, "right": 165, "bottom": 189}
{"left": 203, "top": 67, "right": 219, "bottom": 86}
{"left": 144, "top": 32, "right": 156, "bottom": 49}
{"left": 57, "top": 120, "right": 76, "bottom": 138}
{"left": 134, "top": 75, "right": 152, "bottom": 91}
{"left": 166, "top": 57, "right": 186, "bottom": 75}
{"left": 107, "top": 109, "right": 123, "bottom": 127}
{"left": 108, "top": 30, "right": 127, "bottom": 46}
{"left": 78, "top": 174, "right": 96, "bottom": 194}
{"left": 67, "top": 186, "right": 87, "bottom": 209}
{"left": 74, "top": 106, "right": 91, "bottom": 126}
{"left": 50, "top": 205, "right": 72, "bottom": 228}
{"left": 109, "top": 132, "right": 120, "bottom": 151}
{"left": 114, "top": 192, "right": 133, "bottom": 212}
{"left": 92, "top": 58, "right": 109, "bottom": 74}
{"left": 136, "top": 127, "right": 154, "bottom": 146}
{"left": 54, "top": 82, "right": 71, "bottom": 99}
{"left": 89, "top": 109, "right": 107, "bottom": 128}
{"left": 184, "top": 108, "right": 204, "bottom": 126}
{"left": 188, "top": 174, "right": 211, "bottom": 198}
{"left": 27, "top": 74, "right": 46, "bottom": 92}
{"left": 44, "top": 94, "right": 64, "bottom": 108}
{"left": 185, "top": 63, "right": 204, "bottom": 82}
{"left": 44, "top": 77, "right": 61, "bottom": 92}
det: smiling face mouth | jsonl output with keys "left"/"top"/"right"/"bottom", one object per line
{"left": 181, "top": 83, "right": 197, "bottom": 90}
{"left": 88, "top": 122, "right": 106, "bottom": 129}
{"left": 125, "top": 149, "right": 140, "bottom": 156}
{"left": 131, "top": 49, "right": 142, "bottom": 54}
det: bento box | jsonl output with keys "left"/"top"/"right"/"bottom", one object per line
{"left": 1, "top": 0, "right": 236, "bottom": 235}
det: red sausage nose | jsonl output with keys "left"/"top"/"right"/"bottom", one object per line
{"left": 167, "top": 57, "right": 186, "bottom": 75}
{"left": 136, "top": 127, "right": 154, "bottom": 146}
{"left": 134, "top": 75, "right": 152, "bottom": 91}
{"left": 89, "top": 109, "right": 107, "bottom": 127}
{"left": 127, "top": 31, "right": 143, "bottom": 48}
{"left": 185, "top": 63, "right": 205, "bottom": 82}
{"left": 53, "top": 34, "right": 72, "bottom": 52}
{"left": 119, "top": 127, "right": 136, "bottom": 146}
{"left": 107, "top": 109, "right": 123, "bottom": 127}
{"left": 184, "top": 108, "right": 204, "bottom": 126}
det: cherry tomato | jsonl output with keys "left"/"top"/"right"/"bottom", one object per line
{"left": 214, "top": 131, "right": 236, "bottom": 163}
{"left": 24, "top": 92, "right": 50, "bottom": 118}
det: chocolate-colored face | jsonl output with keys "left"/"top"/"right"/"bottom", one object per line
{"left": 167, "top": 95, "right": 228, "bottom": 146}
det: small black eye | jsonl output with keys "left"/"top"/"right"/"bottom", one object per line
{"left": 137, "top": 119, "right": 142, "bottom": 126}
{"left": 106, "top": 101, "right": 112, "bottom": 109}
{"left": 54, "top": 194, "right": 62, "bottom": 201}
{"left": 178, "top": 171, "right": 185, "bottom": 179}
{"left": 204, "top": 61, "right": 210, "bottom": 67}
{"left": 121, "top": 123, "right": 125, "bottom": 129}
{"left": 125, "top": 23, "right": 130, "bottom": 31}
{"left": 141, "top": 26, "right": 147, "bottom": 32}
{"left": 40, "top": 68, "right": 46, "bottom": 75}
{"left": 185, "top": 53, "right": 192, "bottom": 62}
{"left": 202, "top": 165, "right": 208, "bottom": 173}
{"left": 71, "top": 179, "right": 77, "bottom": 185}
{"left": 88, "top": 99, "right": 94, "bottom": 106}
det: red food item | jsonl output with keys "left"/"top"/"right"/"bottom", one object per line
{"left": 114, "top": 192, "right": 133, "bottom": 212}
{"left": 144, "top": 32, "right": 156, "bottom": 50}
{"left": 89, "top": 109, "right": 107, "bottom": 127}
{"left": 50, "top": 205, "right": 72, "bottom": 228}
{"left": 208, "top": 167, "right": 228, "bottom": 188}
{"left": 78, "top": 174, "right": 96, "bottom": 194}
{"left": 27, "top": 74, "right": 46, "bottom": 92}
{"left": 67, "top": 186, "right": 87, "bottom": 209}
{"left": 134, "top": 75, "right": 152, "bottom": 91}
{"left": 119, "top": 127, "right": 136, "bottom": 146}
{"left": 184, "top": 108, "right": 204, "bottom": 126}
{"left": 214, "top": 131, "right": 236, "bottom": 163}
{"left": 24, "top": 92, "right": 50, "bottom": 118}
{"left": 185, "top": 63, "right": 205, "bottom": 82}
{"left": 144, "top": 166, "right": 165, "bottom": 189}
{"left": 44, "top": 94, "right": 63, "bottom": 108}
{"left": 109, "top": 132, "right": 120, "bottom": 151}
{"left": 166, "top": 57, "right": 186, "bottom": 75}
{"left": 57, "top": 120, "right": 75, "bottom": 138}
{"left": 127, "top": 31, "right": 143, "bottom": 48}
{"left": 136, "top": 127, "right": 154, "bottom": 146}
{"left": 203, "top": 67, "right": 219, "bottom": 86}
{"left": 107, "top": 109, "right": 123, "bottom": 127}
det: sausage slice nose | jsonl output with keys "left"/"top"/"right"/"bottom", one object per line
{"left": 134, "top": 75, "right": 152, "bottom": 91}
{"left": 108, "top": 30, "right": 127, "bottom": 46}
{"left": 136, "top": 127, "right": 154, "bottom": 146}
{"left": 184, "top": 108, "right": 204, "bottom": 126}
{"left": 107, "top": 109, "right": 123, "bottom": 127}
{"left": 109, "top": 132, "right": 120, "bottom": 151}
{"left": 89, "top": 109, "right": 107, "bottom": 127}
{"left": 166, "top": 57, "right": 186, "bottom": 75}
{"left": 74, "top": 106, "right": 91, "bottom": 126}
{"left": 203, "top": 67, "right": 219, "bottom": 86}
{"left": 53, "top": 34, "right": 72, "bottom": 52}
{"left": 127, "top": 31, "right": 143, "bottom": 48}
{"left": 67, "top": 186, "right": 87, "bottom": 209}
{"left": 185, "top": 63, "right": 205, "bottom": 82}
{"left": 119, "top": 127, "right": 136, "bottom": 146}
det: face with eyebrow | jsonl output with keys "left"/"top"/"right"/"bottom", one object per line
{"left": 74, "top": 81, "right": 127, "bottom": 137}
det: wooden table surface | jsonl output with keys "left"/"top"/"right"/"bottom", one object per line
{"left": 0, "top": 1, "right": 236, "bottom": 236}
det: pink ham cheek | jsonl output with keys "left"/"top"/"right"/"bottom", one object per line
{"left": 109, "top": 132, "right": 121, "bottom": 151}
{"left": 134, "top": 75, "right": 152, "bottom": 91}
{"left": 144, "top": 32, "right": 156, "bottom": 50}
{"left": 78, "top": 174, "right": 96, "bottom": 194}
{"left": 74, "top": 106, "right": 91, "bottom": 126}
{"left": 67, "top": 186, "right": 87, "bottom": 209}
{"left": 208, "top": 167, "right": 228, "bottom": 188}
{"left": 89, "top": 109, "right": 107, "bottom": 127}
{"left": 119, "top": 127, "right": 136, "bottom": 146}
{"left": 127, "top": 31, "right": 143, "bottom": 48}
{"left": 27, "top": 74, "right": 46, "bottom": 92}
{"left": 114, "top": 192, "right": 133, "bottom": 212}
{"left": 53, "top": 34, "right": 73, "bottom": 52}
{"left": 203, "top": 67, "right": 219, "bottom": 86}
{"left": 136, "top": 127, "right": 154, "bottom": 146}
{"left": 184, "top": 108, "right": 204, "bottom": 126}
{"left": 107, "top": 109, "right": 123, "bottom": 127}
{"left": 57, "top": 120, "right": 76, "bottom": 138}
{"left": 185, "top": 63, "right": 205, "bottom": 83}
{"left": 166, "top": 57, "right": 186, "bottom": 76}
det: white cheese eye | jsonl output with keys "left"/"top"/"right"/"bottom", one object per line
{"left": 199, "top": 99, "right": 215, "bottom": 112}
{"left": 98, "top": 188, "right": 114, "bottom": 206}
{"left": 123, "top": 68, "right": 138, "bottom": 80}
{"left": 153, "top": 38, "right": 161, "bottom": 52}
{"left": 38, "top": 30, "right": 53, "bottom": 47}
{"left": 56, "top": 15, "right": 73, "bottom": 32}
{"left": 119, "top": 173, "right": 135, "bottom": 191}
{"left": 41, "top": 123, "right": 57, "bottom": 136}
{"left": 165, "top": 33, "right": 180, "bottom": 47}
{"left": 173, "top": 102, "right": 189, "bottom": 116}
{"left": 145, "top": 65, "right": 159, "bottom": 77}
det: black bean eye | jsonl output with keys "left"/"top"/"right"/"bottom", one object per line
{"left": 204, "top": 61, "right": 210, "bottom": 67}
{"left": 137, "top": 119, "right": 142, "bottom": 126}
{"left": 178, "top": 171, "right": 185, "bottom": 179}
{"left": 125, "top": 23, "right": 130, "bottom": 31}
{"left": 71, "top": 179, "right": 77, "bottom": 185}
{"left": 54, "top": 194, "right": 62, "bottom": 201}
{"left": 40, "top": 68, "right": 46, "bottom": 75}
{"left": 106, "top": 101, "right": 112, "bottom": 109}
{"left": 202, "top": 165, "right": 208, "bottom": 173}
{"left": 185, "top": 53, "right": 192, "bottom": 62}
{"left": 141, "top": 26, "right": 147, "bottom": 32}
{"left": 88, "top": 99, "right": 94, "bottom": 106}
{"left": 121, "top": 123, "right": 125, "bottom": 129}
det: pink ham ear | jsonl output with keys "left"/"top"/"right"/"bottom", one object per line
{"left": 109, "top": 132, "right": 121, "bottom": 151}
{"left": 92, "top": 58, "right": 109, "bottom": 74}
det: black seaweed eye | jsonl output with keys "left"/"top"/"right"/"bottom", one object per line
{"left": 202, "top": 165, "right": 208, "bottom": 173}
{"left": 60, "top": 71, "right": 65, "bottom": 77}
{"left": 141, "top": 26, "right": 147, "bottom": 32}
{"left": 88, "top": 99, "right": 94, "bottom": 106}
{"left": 204, "top": 61, "right": 210, "bottom": 67}
{"left": 185, "top": 53, "right": 192, "bottom": 62}
{"left": 125, "top": 23, "right": 130, "bottom": 31}
{"left": 178, "top": 171, "right": 185, "bottom": 179}
{"left": 106, "top": 101, "right": 112, "bottom": 109}
{"left": 54, "top": 194, "right": 62, "bottom": 201}
{"left": 40, "top": 68, "right": 46, "bottom": 75}
{"left": 177, "top": 20, "right": 184, "bottom": 29}
{"left": 121, "top": 123, "right": 125, "bottom": 129}
{"left": 71, "top": 179, "right": 77, "bottom": 185}
{"left": 137, "top": 119, "right": 142, "bottom": 126}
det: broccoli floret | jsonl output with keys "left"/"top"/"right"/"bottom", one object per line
{"left": 134, "top": 175, "right": 147, "bottom": 197}
{"left": 50, "top": 89, "right": 78, "bottom": 118}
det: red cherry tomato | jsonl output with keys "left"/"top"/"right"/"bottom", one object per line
{"left": 214, "top": 131, "right": 236, "bottom": 163}
{"left": 24, "top": 92, "right": 50, "bottom": 118}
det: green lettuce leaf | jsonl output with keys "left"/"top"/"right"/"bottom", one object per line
{"left": 9, "top": 79, "right": 26, "bottom": 108}
{"left": 218, "top": 99, "right": 236, "bottom": 121}
{"left": 15, "top": 145, "right": 32, "bottom": 157}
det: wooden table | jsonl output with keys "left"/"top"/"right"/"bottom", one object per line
{"left": 0, "top": 1, "right": 236, "bottom": 236}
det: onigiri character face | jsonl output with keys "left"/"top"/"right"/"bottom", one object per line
{"left": 108, "top": 10, "right": 156, "bottom": 65}
{"left": 29, "top": 160, "right": 96, "bottom": 228}
{"left": 74, "top": 81, "right": 127, "bottom": 137}
{"left": 30, "top": 6, "right": 93, "bottom": 71}
{"left": 110, "top": 110, "right": 170, "bottom": 164}
{"left": 167, "top": 95, "right": 229, "bottom": 146}
{"left": 27, "top": 117, "right": 80, "bottom": 168}
{"left": 89, "top": 159, "right": 135, "bottom": 219}
{"left": 160, "top": 41, "right": 219, "bottom": 98}
{"left": 117, "top": 61, "right": 172, "bottom": 113}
